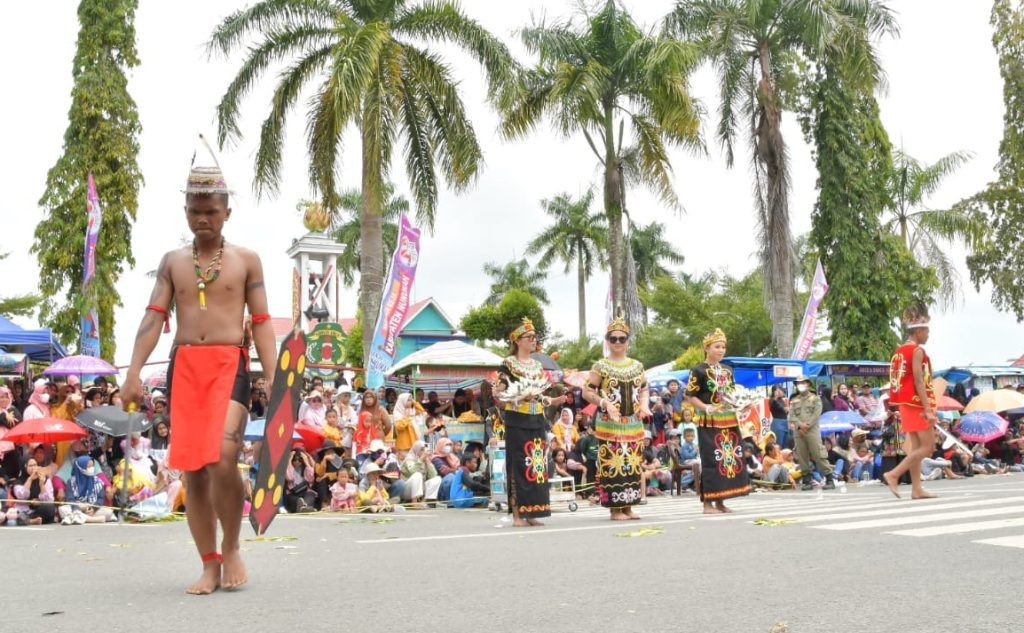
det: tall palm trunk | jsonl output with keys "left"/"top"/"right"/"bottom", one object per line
{"left": 360, "top": 120, "right": 385, "bottom": 361}
{"left": 577, "top": 252, "right": 587, "bottom": 341}
{"left": 602, "top": 101, "right": 625, "bottom": 317}
{"left": 755, "top": 43, "right": 795, "bottom": 355}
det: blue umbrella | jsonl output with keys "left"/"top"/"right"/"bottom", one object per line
{"left": 819, "top": 410, "right": 868, "bottom": 427}
{"left": 819, "top": 419, "right": 855, "bottom": 435}
{"left": 956, "top": 411, "right": 1009, "bottom": 443}
{"left": 244, "top": 417, "right": 301, "bottom": 442}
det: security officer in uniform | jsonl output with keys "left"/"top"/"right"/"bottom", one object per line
{"left": 789, "top": 376, "right": 836, "bottom": 490}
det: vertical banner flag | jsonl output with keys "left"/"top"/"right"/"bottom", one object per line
{"left": 365, "top": 214, "right": 422, "bottom": 389}
{"left": 791, "top": 259, "right": 828, "bottom": 360}
{"left": 81, "top": 173, "right": 103, "bottom": 357}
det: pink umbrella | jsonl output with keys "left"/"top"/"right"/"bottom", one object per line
{"left": 0, "top": 426, "right": 15, "bottom": 454}
{"left": 294, "top": 424, "right": 325, "bottom": 453}
{"left": 43, "top": 354, "right": 118, "bottom": 376}
{"left": 564, "top": 370, "right": 589, "bottom": 389}
{"left": 5, "top": 417, "right": 89, "bottom": 444}
{"left": 143, "top": 367, "right": 168, "bottom": 389}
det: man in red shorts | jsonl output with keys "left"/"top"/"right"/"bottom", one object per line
{"left": 121, "top": 160, "right": 277, "bottom": 594}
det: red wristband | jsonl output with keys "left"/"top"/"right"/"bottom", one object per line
{"left": 251, "top": 313, "right": 271, "bottom": 325}
{"left": 146, "top": 305, "right": 171, "bottom": 333}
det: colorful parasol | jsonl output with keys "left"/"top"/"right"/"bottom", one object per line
{"left": 819, "top": 410, "right": 868, "bottom": 427}
{"left": 294, "top": 423, "right": 325, "bottom": 453}
{"left": 143, "top": 367, "right": 168, "bottom": 389}
{"left": 4, "top": 417, "right": 89, "bottom": 443}
{"left": 937, "top": 395, "right": 965, "bottom": 412}
{"left": 955, "top": 411, "right": 1009, "bottom": 444}
{"left": 42, "top": 355, "right": 118, "bottom": 376}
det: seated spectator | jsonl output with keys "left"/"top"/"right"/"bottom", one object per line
{"left": 551, "top": 408, "right": 579, "bottom": 452}
{"left": 382, "top": 463, "right": 408, "bottom": 502}
{"left": 314, "top": 440, "right": 345, "bottom": 509}
{"left": 298, "top": 391, "right": 327, "bottom": 429}
{"left": 321, "top": 409, "right": 343, "bottom": 444}
{"left": 446, "top": 452, "right": 488, "bottom": 508}
{"left": 921, "top": 441, "right": 957, "bottom": 480}
{"left": 357, "top": 463, "right": 391, "bottom": 512}
{"left": 431, "top": 438, "right": 460, "bottom": 477}
{"left": 6, "top": 457, "right": 56, "bottom": 525}
{"left": 641, "top": 432, "right": 670, "bottom": 496}
{"left": 761, "top": 443, "right": 793, "bottom": 487}
{"left": 329, "top": 468, "right": 357, "bottom": 512}
{"left": 552, "top": 447, "right": 572, "bottom": 478}
{"left": 151, "top": 420, "right": 170, "bottom": 451}
{"left": 285, "top": 450, "right": 317, "bottom": 513}
{"left": 59, "top": 456, "right": 114, "bottom": 525}
{"left": 120, "top": 432, "right": 155, "bottom": 485}
{"left": 744, "top": 444, "right": 763, "bottom": 480}
{"left": 112, "top": 459, "right": 155, "bottom": 506}
{"left": 850, "top": 444, "right": 875, "bottom": 483}
{"left": 400, "top": 441, "right": 442, "bottom": 506}
{"left": 392, "top": 393, "right": 424, "bottom": 455}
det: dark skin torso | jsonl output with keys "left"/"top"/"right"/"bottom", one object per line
{"left": 163, "top": 244, "right": 254, "bottom": 345}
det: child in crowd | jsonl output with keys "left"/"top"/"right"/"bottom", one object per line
{"left": 552, "top": 448, "right": 572, "bottom": 478}
{"left": 329, "top": 469, "right": 357, "bottom": 512}
{"left": 851, "top": 444, "right": 875, "bottom": 482}
{"left": 357, "top": 463, "right": 390, "bottom": 512}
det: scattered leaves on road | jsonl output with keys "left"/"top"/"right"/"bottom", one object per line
{"left": 613, "top": 527, "right": 664, "bottom": 538}
{"left": 243, "top": 535, "right": 298, "bottom": 542}
{"left": 752, "top": 517, "right": 798, "bottom": 527}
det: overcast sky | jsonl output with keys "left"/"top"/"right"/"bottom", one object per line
{"left": 1, "top": 0, "right": 1021, "bottom": 369}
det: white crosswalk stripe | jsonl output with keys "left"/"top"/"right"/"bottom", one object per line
{"left": 972, "top": 534, "right": 1024, "bottom": 549}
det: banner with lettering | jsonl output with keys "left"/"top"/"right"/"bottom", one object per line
{"left": 791, "top": 259, "right": 828, "bottom": 360}
{"left": 365, "top": 214, "right": 421, "bottom": 389}
{"left": 81, "top": 173, "right": 103, "bottom": 358}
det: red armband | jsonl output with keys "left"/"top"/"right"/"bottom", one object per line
{"left": 251, "top": 313, "right": 271, "bottom": 325}
{"left": 146, "top": 305, "right": 171, "bottom": 333}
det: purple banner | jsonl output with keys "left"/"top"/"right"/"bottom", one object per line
{"left": 791, "top": 259, "right": 828, "bottom": 360}
{"left": 365, "top": 214, "right": 422, "bottom": 388}
{"left": 83, "top": 173, "right": 102, "bottom": 290}
{"left": 80, "top": 308, "right": 101, "bottom": 358}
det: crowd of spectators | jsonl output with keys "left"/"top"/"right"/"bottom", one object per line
{"left": 1, "top": 373, "right": 1022, "bottom": 526}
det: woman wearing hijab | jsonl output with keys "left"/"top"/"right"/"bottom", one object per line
{"left": 359, "top": 391, "right": 393, "bottom": 446}
{"left": 392, "top": 393, "right": 423, "bottom": 454}
{"left": 400, "top": 440, "right": 442, "bottom": 506}
{"left": 22, "top": 382, "right": 51, "bottom": 421}
{"left": 151, "top": 420, "right": 170, "bottom": 451}
{"left": 5, "top": 457, "right": 56, "bottom": 525}
{"left": 551, "top": 408, "right": 579, "bottom": 451}
{"left": 59, "top": 456, "right": 114, "bottom": 524}
{"left": 431, "top": 437, "right": 461, "bottom": 477}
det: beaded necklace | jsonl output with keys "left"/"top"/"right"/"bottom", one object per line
{"left": 192, "top": 237, "right": 225, "bottom": 310}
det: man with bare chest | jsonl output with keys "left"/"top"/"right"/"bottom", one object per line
{"left": 121, "top": 162, "right": 277, "bottom": 595}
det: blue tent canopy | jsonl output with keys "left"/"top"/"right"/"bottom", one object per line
{"left": 649, "top": 357, "right": 819, "bottom": 391}
{"left": 0, "top": 315, "right": 68, "bottom": 362}
{"left": 935, "top": 366, "right": 1024, "bottom": 384}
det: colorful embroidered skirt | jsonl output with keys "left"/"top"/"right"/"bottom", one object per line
{"left": 504, "top": 411, "right": 550, "bottom": 518}
{"left": 697, "top": 413, "right": 751, "bottom": 502}
{"left": 595, "top": 415, "right": 644, "bottom": 508}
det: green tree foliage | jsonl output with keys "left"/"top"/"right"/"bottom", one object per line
{"left": 0, "top": 253, "right": 40, "bottom": 318}
{"left": 643, "top": 270, "right": 773, "bottom": 357}
{"left": 317, "top": 183, "right": 409, "bottom": 287}
{"left": 544, "top": 334, "right": 603, "bottom": 371}
{"left": 629, "top": 221, "right": 685, "bottom": 290}
{"left": 631, "top": 323, "right": 688, "bottom": 369}
{"left": 210, "top": 0, "right": 515, "bottom": 359}
{"left": 884, "top": 150, "right": 985, "bottom": 308}
{"left": 343, "top": 312, "right": 364, "bottom": 371}
{"left": 526, "top": 190, "right": 607, "bottom": 338}
{"left": 669, "top": 0, "right": 897, "bottom": 355}
{"left": 963, "top": 0, "right": 1024, "bottom": 319}
{"left": 805, "top": 60, "right": 937, "bottom": 360}
{"left": 32, "top": 0, "right": 143, "bottom": 360}
{"left": 671, "top": 345, "right": 704, "bottom": 371}
{"left": 460, "top": 289, "right": 547, "bottom": 345}
{"left": 501, "top": 0, "right": 703, "bottom": 322}
{"left": 482, "top": 259, "right": 549, "bottom": 305}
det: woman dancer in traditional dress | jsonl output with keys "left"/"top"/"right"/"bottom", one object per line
{"left": 582, "top": 313, "right": 650, "bottom": 521}
{"left": 883, "top": 303, "right": 938, "bottom": 499}
{"left": 494, "top": 319, "right": 568, "bottom": 527}
{"left": 684, "top": 328, "right": 751, "bottom": 514}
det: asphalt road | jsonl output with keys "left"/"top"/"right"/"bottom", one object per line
{"left": 4, "top": 475, "right": 1022, "bottom": 633}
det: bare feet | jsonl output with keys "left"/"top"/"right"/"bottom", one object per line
{"left": 220, "top": 548, "right": 248, "bottom": 591}
{"left": 703, "top": 504, "right": 723, "bottom": 515}
{"left": 911, "top": 490, "right": 937, "bottom": 500}
{"left": 623, "top": 508, "right": 641, "bottom": 520}
{"left": 715, "top": 502, "right": 733, "bottom": 514}
{"left": 610, "top": 510, "right": 630, "bottom": 521}
{"left": 512, "top": 518, "right": 531, "bottom": 527}
{"left": 526, "top": 518, "right": 545, "bottom": 526}
{"left": 186, "top": 560, "right": 221, "bottom": 595}
{"left": 883, "top": 472, "right": 901, "bottom": 499}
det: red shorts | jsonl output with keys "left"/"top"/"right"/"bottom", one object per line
{"left": 899, "top": 405, "right": 931, "bottom": 433}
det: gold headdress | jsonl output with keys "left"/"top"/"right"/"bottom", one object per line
{"left": 183, "top": 134, "right": 233, "bottom": 196}
{"left": 702, "top": 328, "right": 727, "bottom": 348}
{"left": 510, "top": 318, "right": 535, "bottom": 342}
{"left": 606, "top": 309, "right": 630, "bottom": 335}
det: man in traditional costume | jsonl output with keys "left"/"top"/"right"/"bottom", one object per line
{"left": 494, "top": 319, "right": 569, "bottom": 527}
{"left": 684, "top": 328, "right": 751, "bottom": 514}
{"left": 582, "top": 312, "right": 650, "bottom": 521}
{"left": 122, "top": 151, "right": 277, "bottom": 594}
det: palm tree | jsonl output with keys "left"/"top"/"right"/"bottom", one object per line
{"left": 209, "top": 0, "right": 514, "bottom": 357}
{"left": 501, "top": 0, "right": 703, "bottom": 323}
{"left": 482, "top": 259, "right": 549, "bottom": 306}
{"left": 629, "top": 221, "right": 684, "bottom": 290}
{"left": 321, "top": 183, "right": 409, "bottom": 288}
{"left": 669, "top": 0, "right": 897, "bottom": 354}
{"left": 884, "top": 149, "right": 985, "bottom": 308}
{"left": 526, "top": 190, "right": 607, "bottom": 339}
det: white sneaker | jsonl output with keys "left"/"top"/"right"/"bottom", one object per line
{"left": 61, "top": 514, "right": 73, "bottom": 526}
{"left": 924, "top": 470, "right": 942, "bottom": 481}
{"left": 72, "top": 511, "right": 87, "bottom": 525}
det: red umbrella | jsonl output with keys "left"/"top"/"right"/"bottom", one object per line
{"left": 294, "top": 423, "right": 325, "bottom": 453}
{"left": 938, "top": 395, "right": 964, "bottom": 412}
{"left": 5, "top": 417, "right": 88, "bottom": 444}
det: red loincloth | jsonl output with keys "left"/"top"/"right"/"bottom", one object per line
{"left": 167, "top": 345, "right": 246, "bottom": 471}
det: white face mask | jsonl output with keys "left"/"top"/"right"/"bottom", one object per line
{"left": 442, "top": 446, "right": 452, "bottom": 455}
{"left": 84, "top": 467, "right": 95, "bottom": 477}
{"left": 797, "top": 384, "right": 809, "bottom": 393}
{"left": 40, "top": 393, "right": 51, "bottom": 404}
